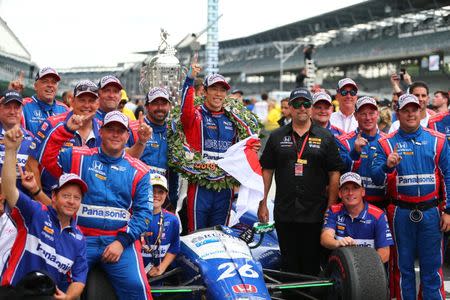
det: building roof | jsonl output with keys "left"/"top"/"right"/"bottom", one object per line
{"left": 0, "top": 16, "right": 32, "bottom": 62}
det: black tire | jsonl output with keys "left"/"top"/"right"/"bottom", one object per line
{"left": 81, "top": 265, "right": 117, "bottom": 300}
{"left": 325, "top": 247, "right": 388, "bottom": 300}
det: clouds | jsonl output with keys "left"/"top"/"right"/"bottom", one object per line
{"left": 1, "top": 0, "right": 363, "bottom": 68}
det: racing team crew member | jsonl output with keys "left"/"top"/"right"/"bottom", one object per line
{"left": 141, "top": 174, "right": 180, "bottom": 278}
{"left": 21, "top": 67, "right": 68, "bottom": 136}
{"left": 28, "top": 80, "right": 152, "bottom": 200}
{"left": 0, "top": 89, "right": 35, "bottom": 274}
{"left": 94, "top": 75, "right": 152, "bottom": 159}
{"left": 310, "top": 91, "right": 345, "bottom": 137}
{"left": 1, "top": 125, "right": 88, "bottom": 299}
{"left": 132, "top": 87, "right": 178, "bottom": 208}
{"left": 181, "top": 60, "right": 258, "bottom": 232}
{"left": 0, "top": 90, "right": 35, "bottom": 192}
{"left": 321, "top": 172, "right": 393, "bottom": 263}
{"left": 389, "top": 81, "right": 433, "bottom": 133}
{"left": 336, "top": 96, "right": 387, "bottom": 208}
{"left": 258, "top": 87, "right": 343, "bottom": 276}
{"left": 38, "top": 111, "right": 153, "bottom": 300}
{"left": 95, "top": 75, "right": 123, "bottom": 121}
{"left": 26, "top": 80, "right": 102, "bottom": 200}
{"left": 371, "top": 94, "right": 450, "bottom": 300}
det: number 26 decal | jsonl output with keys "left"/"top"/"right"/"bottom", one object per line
{"left": 217, "top": 263, "right": 259, "bottom": 281}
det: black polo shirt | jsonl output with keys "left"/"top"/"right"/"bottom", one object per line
{"left": 260, "top": 122, "right": 343, "bottom": 223}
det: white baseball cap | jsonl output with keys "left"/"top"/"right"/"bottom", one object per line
{"left": 98, "top": 75, "right": 123, "bottom": 90}
{"left": 339, "top": 172, "right": 363, "bottom": 188}
{"left": 150, "top": 173, "right": 168, "bottom": 191}
{"left": 397, "top": 94, "right": 420, "bottom": 110}
{"left": 204, "top": 74, "right": 231, "bottom": 90}
{"left": 35, "top": 67, "right": 60, "bottom": 82}
{"left": 337, "top": 78, "right": 358, "bottom": 91}
{"left": 54, "top": 173, "right": 88, "bottom": 194}
{"left": 145, "top": 87, "right": 170, "bottom": 105}
{"left": 355, "top": 96, "right": 377, "bottom": 112}
{"left": 102, "top": 111, "right": 129, "bottom": 129}
{"left": 312, "top": 92, "right": 332, "bottom": 106}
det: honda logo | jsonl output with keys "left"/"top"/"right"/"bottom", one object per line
{"left": 232, "top": 284, "right": 257, "bottom": 293}
{"left": 92, "top": 160, "right": 103, "bottom": 171}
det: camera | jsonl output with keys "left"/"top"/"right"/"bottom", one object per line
{"left": 399, "top": 68, "right": 406, "bottom": 81}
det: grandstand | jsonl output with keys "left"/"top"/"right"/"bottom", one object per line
{"left": 3, "top": 0, "right": 448, "bottom": 100}
{"left": 0, "top": 16, "right": 37, "bottom": 95}
{"left": 127, "top": 0, "right": 450, "bottom": 99}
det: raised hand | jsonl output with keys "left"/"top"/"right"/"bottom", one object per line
{"left": 18, "top": 166, "right": 39, "bottom": 194}
{"left": 4, "top": 126, "right": 23, "bottom": 151}
{"left": 387, "top": 145, "right": 402, "bottom": 168}
{"left": 137, "top": 111, "right": 152, "bottom": 145}
{"left": 188, "top": 54, "right": 202, "bottom": 79}
{"left": 8, "top": 71, "right": 25, "bottom": 93}
{"left": 354, "top": 131, "right": 368, "bottom": 154}
{"left": 67, "top": 114, "right": 86, "bottom": 132}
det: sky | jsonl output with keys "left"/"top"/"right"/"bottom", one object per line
{"left": 0, "top": 0, "right": 364, "bottom": 69}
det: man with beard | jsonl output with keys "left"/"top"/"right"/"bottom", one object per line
{"left": 132, "top": 87, "right": 178, "bottom": 207}
{"left": 258, "top": 87, "right": 343, "bottom": 276}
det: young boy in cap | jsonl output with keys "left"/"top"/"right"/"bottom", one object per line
{"left": 142, "top": 174, "right": 180, "bottom": 277}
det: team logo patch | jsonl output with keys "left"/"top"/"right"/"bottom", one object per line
{"left": 43, "top": 226, "right": 54, "bottom": 235}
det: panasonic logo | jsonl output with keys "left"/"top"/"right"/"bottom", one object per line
{"left": 26, "top": 235, "right": 74, "bottom": 273}
{"left": 397, "top": 174, "right": 435, "bottom": 186}
{"left": 78, "top": 204, "right": 130, "bottom": 221}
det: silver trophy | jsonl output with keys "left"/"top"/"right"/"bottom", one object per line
{"left": 140, "top": 29, "right": 184, "bottom": 104}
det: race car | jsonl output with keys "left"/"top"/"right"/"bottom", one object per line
{"left": 83, "top": 220, "right": 389, "bottom": 300}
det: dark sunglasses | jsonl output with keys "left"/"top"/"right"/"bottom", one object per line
{"left": 339, "top": 89, "right": 357, "bottom": 96}
{"left": 290, "top": 101, "right": 312, "bottom": 109}
{"left": 74, "top": 84, "right": 99, "bottom": 94}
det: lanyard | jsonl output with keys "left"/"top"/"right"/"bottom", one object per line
{"left": 292, "top": 133, "right": 309, "bottom": 162}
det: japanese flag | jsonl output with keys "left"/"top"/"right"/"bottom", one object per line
{"left": 217, "top": 134, "right": 263, "bottom": 226}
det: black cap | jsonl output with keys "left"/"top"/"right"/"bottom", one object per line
{"left": 231, "top": 89, "right": 244, "bottom": 95}
{"left": 289, "top": 88, "right": 312, "bottom": 102}
{"left": 1, "top": 89, "right": 23, "bottom": 105}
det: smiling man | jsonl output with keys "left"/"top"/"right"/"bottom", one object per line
{"left": 371, "top": 93, "right": 450, "bottom": 299}
{"left": 336, "top": 96, "right": 387, "bottom": 209}
{"left": 1, "top": 125, "right": 88, "bottom": 299}
{"left": 321, "top": 172, "right": 392, "bottom": 263}
{"left": 21, "top": 67, "right": 68, "bottom": 136}
{"left": 258, "top": 87, "right": 343, "bottom": 276}
{"left": 389, "top": 81, "right": 432, "bottom": 133}
{"left": 131, "top": 87, "right": 178, "bottom": 208}
{"left": 311, "top": 91, "right": 344, "bottom": 137}
{"left": 26, "top": 80, "right": 101, "bottom": 200}
{"left": 180, "top": 62, "right": 257, "bottom": 232}
{"left": 330, "top": 78, "right": 358, "bottom": 133}
{"left": 36, "top": 111, "right": 153, "bottom": 300}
